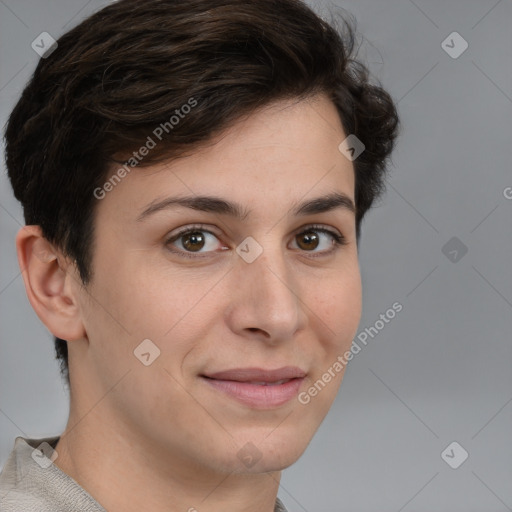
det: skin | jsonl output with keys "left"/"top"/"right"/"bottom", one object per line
{"left": 16, "top": 93, "right": 362, "bottom": 512}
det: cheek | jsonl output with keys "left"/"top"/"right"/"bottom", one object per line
{"left": 312, "top": 269, "right": 362, "bottom": 347}
{"left": 298, "top": 274, "right": 361, "bottom": 427}
{"left": 90, "top": 254, "right": 211, "bottom": 339}
{"left": 132, "top": 271, "right": 224, "bottom": 342}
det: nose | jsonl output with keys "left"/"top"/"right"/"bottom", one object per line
{"left": 224, "top": 244, "right": 308, "bottom": 344}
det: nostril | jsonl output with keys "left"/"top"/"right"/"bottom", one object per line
{"left": 246, "top": 327, "right": 271, "bottom": 338}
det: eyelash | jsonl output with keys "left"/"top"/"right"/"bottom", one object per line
{"left": 165, "top": 224, "right": 347, "bottom": 259}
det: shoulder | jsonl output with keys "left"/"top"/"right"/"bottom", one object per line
{"left": 0, "top": 436, "right": 105, "bottom": 512}
{"left": 275, "top": 496, "right": 289, "bottom": 512}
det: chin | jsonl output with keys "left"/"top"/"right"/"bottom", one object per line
{"left": 225, "top": 431, "right": 313, "bottom": 474}
{"left": 255, "top": 449, "right": 305, "bottom": 473}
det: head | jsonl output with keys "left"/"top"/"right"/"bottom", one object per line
{"left": 6, "top": 0, "right": 398, "bottom": 474}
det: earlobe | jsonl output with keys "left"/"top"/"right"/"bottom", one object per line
{"left": 15, "top": 225, "right": 86, "bottom": 342}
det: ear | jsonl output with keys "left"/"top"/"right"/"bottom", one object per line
{"left": 15, "top": 225, "right": 86, "bottom": 342}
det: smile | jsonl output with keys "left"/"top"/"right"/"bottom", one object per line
{"left": 201, "top": 367, "right": 306, "bottom": 409}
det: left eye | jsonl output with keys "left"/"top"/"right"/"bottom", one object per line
{"left": 288, "top": 227, "right": 344, "bottom": 253}
{"left": 166, "top": 226, "right": 345, "bottom": 257}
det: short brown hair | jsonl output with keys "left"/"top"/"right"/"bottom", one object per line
{"left": 4, "top": 0, "right": 400, "bottom": 385}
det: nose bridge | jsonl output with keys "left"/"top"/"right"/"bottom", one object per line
{"left": 230, "top": 241, "right": 305, "bottom": 340}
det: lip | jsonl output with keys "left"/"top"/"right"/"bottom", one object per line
{"left": 201, "top": 367, "right": 306, "bottom": 409}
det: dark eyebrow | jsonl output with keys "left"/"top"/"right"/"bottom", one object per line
{"left": 136, "top": 192, "right": 355, "bottom": 222}
{"left": 291, "top": 192, "right": 355, "bottom": 216}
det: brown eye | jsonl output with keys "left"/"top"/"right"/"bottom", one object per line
{"left": 290, "top": 226, "right": 346, "bottom": 254}
{"left": 166, "top": 226, "right": 225, "bottom": 257}
{"left": 296, "top": 230, "right": 320, "bottom": 251}
{"left": 182, "top": 231, "right": 206, "bottom": 251}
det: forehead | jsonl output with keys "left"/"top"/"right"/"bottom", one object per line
{"left": 97, "top": 94, "right": 355, "bottom": 219}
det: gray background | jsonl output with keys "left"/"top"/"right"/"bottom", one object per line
{"left": 1, "top": 0, "right": 511, "bottom": 510}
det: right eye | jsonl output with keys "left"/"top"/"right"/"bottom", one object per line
{"left": 165, "top": 226, "right": 227, "bottom": 257}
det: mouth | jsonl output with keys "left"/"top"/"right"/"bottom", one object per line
{"left": 200, "top": 367, "right": 306, "bottom": 409}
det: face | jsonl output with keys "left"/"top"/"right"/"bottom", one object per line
{"left": 70, "top": 93, "right": 362, "bottom": 474}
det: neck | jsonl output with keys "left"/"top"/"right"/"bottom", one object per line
{"left": 54, "top": 404, "right": 281, "bottom": 512}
